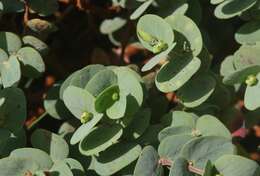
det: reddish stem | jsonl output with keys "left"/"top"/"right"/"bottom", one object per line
{"left": 23, "top": 1, "right": 29, "bottom": 25}
{"left": 158, "top": 158, "right": 204, "bottom": 175}
{"left": 158, "top": 158, "right": 173, "bottom": 166}
{"left": 188, "top": 164, "right": 204, "bottom": 175}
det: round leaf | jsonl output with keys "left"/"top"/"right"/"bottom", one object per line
{"left": 22, "top": 35, "right": 49, "bottom": 55}
{"left": 165, "top": 14, "right": 203, "bottom": 56}
{"left": 17, "top": 47, "right": 45, "bottom": 78}
{"left": 70, "top": 114, "right": 102, "bottom": 145}
{"left": 44, "top": 83, "right": 73, "bottom": 120}
{"left": 10, "top": 148, "right": 53, "bottom": 170}
{"left": 0, "top": 48, "right": 8, "bottom": 62}
{"left": 210, "top": 0, "right": 225, "bottom": 5}
{"left": 59, "top": 64, "right": 105, "bottom": 99}
{"left": 215, "top": 155, "right": 260, "bottom": 176}
{"left": 0, "top": 88, "right": 26, "bottom": 132}
{"left": 58, "top": 120, "right": 77, "bottom": 137}
{"left": 235, "top": 21, "right": 260, "bottom": 44}
{"left": 158, "top": 134, "right": 193, "bottom": 161}
{"left": 196, "top": 115, "right": 231, "bottom": 139}
{"left": 133, "top": 146, "right": 163, "bottom": 176}
{"left": 123, "top": 108, "right": 151, "bottom": 140}
{"left": 177, "top": 74, "right": 216, "bottom": 108}
{"left": 158, "top": 126, "right": 192, "bottom": 142}
{"left": 85, "top": 69, "right": 117, "bottom": 97}
{"left": 180, "top": 136, "right": 236, "bottom": 169}
{"left": 63, "top": 86, "right": 100, "bottom": 119}
{"left": 233, "top": 44, "right": 260, "bottom": 70}
{"left": 0, "top": 32, "right": 22, "bottom": 54}
{"left": 0, "top": 55, "right": 21, "bottom": 88}
{"left": 0, "top": 157, "right": 39, "bottom": 176}
{"left": 107, "top": 67, "right": 143, "bottom": 119}
{"left": 156, "top": 56, "right": 201, "bottom": 92}
{"left": 63, "top": 158, "right": 85, "bottom": 176}
{"left": 214, "top": 0, "right": 257, "bottom": 19}
{"left": 223, "top": 65, "right": 260, "bottom": 85}
{"left": 0, "top": 0, "right": 24, "bottom": 13}
{"left": 161, "top": 111, "right": 198, "bottom": 128}
{"left": 93, "top": 142, "right": 142, "bottom": 176}
{"left": 106, "top": 93, "right": 127, "bottom": 119}
{"left": 220, "top": 55, "right": 236, "bottom": 77}
{"left": 0, "top": 129, "right": 26, "bottom": 157}
{"left": 157, "top": 0, "right": 188, "bottom": 17}
{"left": 0, "top": 128, "right": 11, "bottom": 144}
{"left": 100, "top": 17, "right": 127, "bottom": 34}
{"left": 136, "top": 124, "right": 164, "bottom": 146}
{"left": 79, "top": 124, "right": 123, "bottom": 156}
{"left": 31, "top": 128, "right": 69, "bottom": 161}
{"left": 130, "top": 0, "right": 153, "bottom": 20}
{"left": 95, "top": 85, "right": 120, "bottom": 113}
{"left": 50, "top": 160, "right": 73, "bottom": 176}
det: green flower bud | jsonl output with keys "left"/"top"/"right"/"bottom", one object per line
{"left": 112, "top": 92, "right": 119, "bottom": 101}
{"left": 152, "top": 41, "right": 168, "bottom": 54}
{"left": 138, "top": 29, "right": 168, "bottom": 53}
{"left": 80, "top": 111, "right": 93, "bottom": 124}
{"left": 137, "top": 29, "right": 154, "bottom": 43}
{"left": 245, "top": 74, "right": 258, "bottom": 86}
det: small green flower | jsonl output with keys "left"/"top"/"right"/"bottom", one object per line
{"left": 152, "top": 41, "right": 168, "bottom": 54}
{"left": 137, "top": 29, "right": 154, "bottom": 43}
{"left": 245, "top": 74, "right": 258, "bottom": 86}
{"left": 80, "top": 111, "right": 93, "bottom": 124}
{"left": 138, "top": 29, "right": 168, "bottom": 53}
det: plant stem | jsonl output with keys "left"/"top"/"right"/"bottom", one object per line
{"left": 27, "top": 111, "right": 48, "bottom": 130}
{"left": 24, "top": 78, "right": 34, "bottom": 89}
{"left": 158, "top": 158, "right": 173, "bottom": 166}
{"left": 158, "top": 158, "right": 204, "bottom": 175}
{"left": 188, "top": 165, "right": 204, "bottom": 175}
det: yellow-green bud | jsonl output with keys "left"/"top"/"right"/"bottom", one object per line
{"left": 80, "top": 112, "right": 93, "bottom": 124}
{"left": 245, "top": 74, "right": 258, "bottom": 86}
{"left": 138, "top": 29, "right": 154, "bottom": 43}
{"left": 112, "top": 92, "right": 119, "bottom": 101}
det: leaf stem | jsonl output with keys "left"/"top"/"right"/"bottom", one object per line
{"left": 158, "top": 158, "right": 204, "bottom": 175}
{"left": 188, "top": 164, "right": 204, "bottom": 175}
{"left": 24, "top": 78, "right": 34, "bottom": 89}
{"left": 23, "top": 0, "right": 29, "bottom": 25}
{"left": 27, "top": 111, "right": 48, "bottom": 130}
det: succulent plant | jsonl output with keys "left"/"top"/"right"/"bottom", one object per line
{"left": 0, "top": 0, "right": 259, "bottom": 176}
